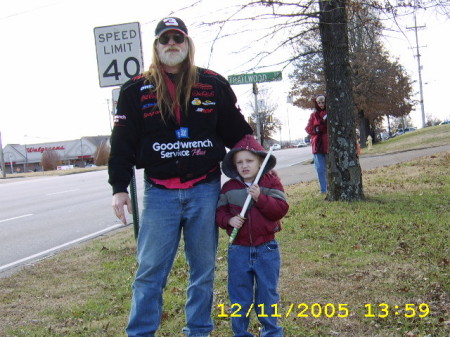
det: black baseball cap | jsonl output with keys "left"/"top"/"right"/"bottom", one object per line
{"left": 155, "top": 17, "right": 188, "bottom": 37}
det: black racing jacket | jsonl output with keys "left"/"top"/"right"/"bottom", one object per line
{"left": 108, "top": 67, "right": 253, "bottom": 194}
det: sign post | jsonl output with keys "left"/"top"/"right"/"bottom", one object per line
{"left": 0, "top": 132, "right": 5, "bottom": 178}
{"left": 228, "top": 71, "right": 283, "bottom": 143}
{"left": 94, "top": 22, "right": 143, "bottom": 238}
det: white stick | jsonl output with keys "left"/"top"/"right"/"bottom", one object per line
{"left": 229, "top": 145, "right": 275, "bottom": 244}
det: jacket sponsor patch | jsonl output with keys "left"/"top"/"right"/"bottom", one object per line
{"left": 191, "top": 98, "right": 202, "bottom": 105}
{"left": 140, "top": 84, "right": 154, "bottom": 91}
{"left": 152, "top": 139, "right": 213, "bottom": 159}
{"left": 141, "top": 93, "right": 157, "bottom": 101}
{"left": 193, "top": 83, "right": 213, "bottom": 90}
{"left": 191, "top": 90, "right": 215, "bottom": 97}
{"left": 196, "top": 108, "right": 213, "bottom": 114}
{"left": 143, "top": 103, "right": 157, "bottom": 109}
{"left": 114, "top": 115, "right": 126, "bottom": 122}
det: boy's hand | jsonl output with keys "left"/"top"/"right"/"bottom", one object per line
{"left": 229, "top": 215, "right": 245, "bottom": 229}
{"left": 248, "top": 184, "right": 260, "bottom": 202}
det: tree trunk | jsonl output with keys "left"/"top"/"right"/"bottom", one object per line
{"left": 358, "top": 110, "right": 370, "bottom": 148}
{"left": 319, "top": 0, "right": 364, "bottom": 201}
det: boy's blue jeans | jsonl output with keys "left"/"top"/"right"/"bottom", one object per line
{"left": 227, "top": 240, "right": 283, "bottom": 337}
{"left": 314, "top": 153, "right": 328, "bottom": 193}
{"left": 126, "top": 179, "right": 220, "bottom": 337}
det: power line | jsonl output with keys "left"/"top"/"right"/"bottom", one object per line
{"left": 0, "top": 1, "right": 66, "bottom": 21}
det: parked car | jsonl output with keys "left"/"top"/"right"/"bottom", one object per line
{"left": 395, "top": 127, "right": 417, "bottom": 137}
{"left": 440, "top": 121, "right": 450, "bottom": 125}
{"left": 295, "top": 141, "right": 308, "bottom": 147}
{"left": 271, "top": 143, "right": 281, "bottom": 150}
{"left": 404, "top": 127, "right": 417, "bottom": 133}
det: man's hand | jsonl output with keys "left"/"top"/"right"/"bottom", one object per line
{"left": 112, "top": 192, "right": 132, "bottom": 224}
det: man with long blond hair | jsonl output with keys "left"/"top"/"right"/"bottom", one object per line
{"left": 108, "top": 17, "right": 252, "bottom": 337}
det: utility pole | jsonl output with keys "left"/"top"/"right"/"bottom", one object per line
{"left": 253, "top": 83, "right": 262, "bottom": 144}
{"left": 286, "top": 95, "right": 293, "bottom": 145}
{"left": 0, "top": 132, "right": 5, "bottom": 178}
{"left": 407, "top": 14, "right": 426, "bottom": 128}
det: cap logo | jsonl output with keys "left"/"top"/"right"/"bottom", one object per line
{"left": 163, "top": 18, "right": 179, "bottom": 27}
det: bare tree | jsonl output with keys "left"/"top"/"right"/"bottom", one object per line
{"left": 247, "top": 88, "right": 282, "bottom": 147}
{"left": 198, "top": 0, "right": 449, "bottom": 201}
{"left": 94, "top": 141, "right": 110, "bottom": 166}
{"left": 289, "top": 5, "right": 415, "bottom": 147}
{"left": 41, "top": 150, "right": 61, "bottom": 171}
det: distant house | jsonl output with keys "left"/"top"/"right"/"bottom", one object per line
{"left": 2, "top": 136, "right": 110, "bottom": 173}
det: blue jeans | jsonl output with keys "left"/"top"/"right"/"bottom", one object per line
{"left": 314, "top": 153, "right": 328, "bottom": 193}
{"left": 126, "top": 179, "right": 220, "bottom": 337}
{"left": 227, "top": 240, "right": 283, "bottom": 337}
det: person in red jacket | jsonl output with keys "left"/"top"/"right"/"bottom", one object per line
{"left": 305, "top": 94, "right": 328, "bottom": 193}
{"left": 216, "top": 135, "right": 289, "bottom": 337}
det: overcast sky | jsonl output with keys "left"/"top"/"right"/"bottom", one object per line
{"left": 1, "top": 0, "right": 449, "bottom": 147}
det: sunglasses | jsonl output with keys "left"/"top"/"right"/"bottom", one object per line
{"left": 158, "top": 33, "right": 185, "bottom": 45}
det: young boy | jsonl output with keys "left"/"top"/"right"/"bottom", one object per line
{"left": 216, "top": 135, "right": 289, "bottom": 337}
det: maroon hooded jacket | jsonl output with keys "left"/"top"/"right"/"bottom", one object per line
{"left": 305, "top": 98, "right": 328, "bottom": 154}
{"left": 216, "top": 135, "right": 289, "bottom": 246}
{"left": 216, "top": 173, "right": 288, "bottom": 246}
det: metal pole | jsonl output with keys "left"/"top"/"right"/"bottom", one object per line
{"left": 0, "top": 132, "right": 5, "bottom": 178}
{"left": 8, "top": 153, "right": 13, "bottom": 174}
{"left": 253, "top": 83, "right": 261, "bottom": 144}
{"left": 413, "top": 14, "right": 426, "bottom": 128}
{"left": 24, "top": 144, "right": 28, "bottom": 173}
{"left": 286, "top": 96, "right": 293, "bottom": 145}
{"left": 129, "top": 167, "right": 140, "bottom": 240}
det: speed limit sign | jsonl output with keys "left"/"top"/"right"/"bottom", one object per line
{"left": 94, "top": 22, "right": 144, "bottom": 87}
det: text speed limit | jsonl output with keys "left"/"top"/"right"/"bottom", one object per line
{"left": 94, "top": 22, "right": 144, "bottom": 88}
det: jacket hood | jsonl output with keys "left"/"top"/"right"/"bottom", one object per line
{"left": 314, "top": 94, "right": 326, "bottom": 112}
{"left": 222, "top": 135, "right": 276, "bottom": 179}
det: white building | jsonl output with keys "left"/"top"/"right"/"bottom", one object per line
{"left": 2, "top": 136, "right": 110, "bottom": 173}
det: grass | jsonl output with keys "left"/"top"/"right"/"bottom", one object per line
{"left": 359, "top": 124, "right": 450, "bottom": 155}
{"left": 1, "top": 125, "right": 449, "bottom": 337}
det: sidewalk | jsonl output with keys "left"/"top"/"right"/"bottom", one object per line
{"left": 277, "top": 144, "right": 450, "bottom": 186}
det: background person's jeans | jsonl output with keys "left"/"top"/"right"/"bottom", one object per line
{"left": 227, "top": 240, "right": 283, "bottom": 337}
{"left": 314, "top": 153, "right": 328, "bottom": 193}
{"left": 126, "top": 179, "right": 220, "bottom": 337}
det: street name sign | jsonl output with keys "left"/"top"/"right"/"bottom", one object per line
{"left": 94, "top": 22, "right": 144, "bottom": 87}
{"left": 228, "top": 71, "right": 282, "bottom": 85}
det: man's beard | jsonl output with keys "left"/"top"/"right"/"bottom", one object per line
{"left": 158, "top": 46, "right": 189, "bottom": 67}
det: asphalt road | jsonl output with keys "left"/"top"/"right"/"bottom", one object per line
{"left": 0, "top": 171, "right": 125, "bottom": 274}
{"left": 0, "top": 147, "right": 312, "bottom": 275}
{"left": 1, "top": 144, "right": 449, "bottom": 276}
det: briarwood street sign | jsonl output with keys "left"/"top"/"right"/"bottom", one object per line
{"left": 228, "top": 71, "right": 283, "bottom": 85}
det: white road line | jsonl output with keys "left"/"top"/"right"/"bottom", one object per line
{"left": 0, "top": 214, "right": 33, "bottom": 223}
{"left": 0, "top": 224, "right": 125, "bottom": 273}
{"left": 46, "top": 189, "right": 80, "bottom": 196}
